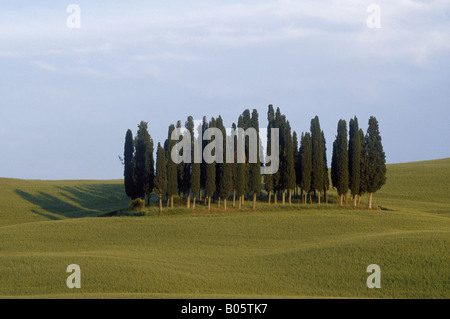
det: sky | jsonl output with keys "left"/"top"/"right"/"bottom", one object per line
{"left": 0, "top": 0, "right": 449, "bottom": 180}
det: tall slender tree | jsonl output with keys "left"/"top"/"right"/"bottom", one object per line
{"left": 205, "top": 117, "right": 217, "bottom": 210}
{"left": 348, "top": 116, "right": 361, "bottom": 207}
{"left": 216, "top": 116, "right": 233, "bottom": 210}
{"left": 310, "top": 116, "right": 325, "bottom": 203}
{"left": 322, "top": 131, "right": 329, "bottom": 203}
{"left": 249, "top": 109, "right": 261, "bottom": 209}
{"left": 154, "top": 143, "right": 167, "bottom": 212}
{"left": 190, "top": 131, "right": 201, "bottom": 210}
{"left": 358, "top": 128, "right": 368, "bottom": 204}
{"left": 134, "top": 121, "right": 153, "bottom": 203}
{"left": 124, "top": 129, "right": 135, "bottom": 199}
{"left": 299, "top": 132, "right": 312, "bottom": 204}
{"left": 236, "top": 115, "right": 245, "bottom": 208}
{"left": 365, "top": 116, "right": 387, "bottom": 209}
{"left": 331, "top": 139, "right": 338, "bottom": 193}
{"left": 285, "top": 121, "right": 296, "bottom": 204}
{"left": 166, "top": 124, "right": 178, "bottom": 208}
{"left": 265, "top": 105, "right": 275, "bottom": 204}
{"left": 334, "top": 119, "right": 349, "bottom": 206}
{"left": 292, "top": 131, "right": 299, "bottom": 198}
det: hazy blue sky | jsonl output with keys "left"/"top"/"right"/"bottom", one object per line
{"left": 0, "top": 0, "right": 449, "bottom": 180}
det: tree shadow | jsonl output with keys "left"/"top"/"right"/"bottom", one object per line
{"left": 15, "top": 184, "right": 129, "bottom": 220}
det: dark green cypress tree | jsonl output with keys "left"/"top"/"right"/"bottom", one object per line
{"left": 176, "top": 120, "right": 185, "bottom": 198}
{"left": 348, "top": 116, "right": 361, "bottom": 207}
{"left": 231, "top": 122, "right": 238, "bottom": 207}
{"left": 264, "top": 105, "right": 275, "bottom": 204}
{"left": 124, "top": 129, "right": 135, "bottom": 199}
{"left": 310, "top": 116, "right": 325, "bottom": 203}
{"left": 134, "top": 121, "right": 152, "bottom": 202}
{"left": 184, "top": 116, "right": 195, "bottom": 208}
{"left": 331, "top": 139, "right": 338, "bottom": 190}
{"left": 293, "top": 131, "right": 299, "bottom": 198}
{"left": 358, "top": 128, "right": 368, "bottom": 203}
{"left": 190, "top": 132, "right": 201, "bottom": 210}
{"left": 249, "top": 109, "right": 261, "bottom": 209}
{"left": 205, "top": 117, "right": 216, "bottom": 210}
{"left": 365, "top": 116, "right": 387, "bottom": 209}
{"left": 154, "top": 143, "right": 167, "bottom": 212}
{"left": 285, "top": 121, "right": 296, "bottom": 204}
{"left": 166, "top": 124, "right": 178, "bottom": 208}
{"left": 299, "top": 132, "right": 312, "bottom": 203}
{"left": 242, "top": 109, "right": 251, "bottom": 198}
{"left": 272, "top": 107, "right": 283, "bottom": 204}
{"left": 322, "top": 131, "right": 330, "bottom": 203}
{"left": 200, "top": 116, "right": 209, "bottom": 200}
{"left": 236, "top": 115, "right": 245, "bottom": 208}
{"left": 216, "top": 116, "right": 233, "bottom": 210}
{"left": 335, "top": 119, "right": 349, "bottom": 206}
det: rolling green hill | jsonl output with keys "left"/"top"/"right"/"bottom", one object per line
{"left": 0, "top": 158, "right": 449, "bottom": 298}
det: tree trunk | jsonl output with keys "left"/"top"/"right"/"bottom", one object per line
{"left": 208, "top": 196, "right": 211, "bottom": 211}
{"left": 224, "top": 199, "right": 227, "bottom": 211}
{"left": 288, "top": 189, "right": 292, "bottom": 205}
{"left": 253, "top": 192, "right": 256, "bottom": 209}
{"left": 339, "top": 194, "right": 343, "bottom": 206}
{"left": 368, "top": 192, "right": 373, "bottom": 209}
{"left": 309, "top": 193, "right": 312, "bottom": 204}
{"left": 199, "top": 190, "right": 202, "bottom": 201}
{"left": 218, "top": 197, "right": 220, "bottom": 208}
{"left": 238, "top": 195, "right": 242, "bottom": 209}
{"left": 268, "top": 191, "right": 272, "bottom": 204}
{"left": 159, "top": 198, "right": 162, "bottom": 212}
{"left": 318, "top": 191, "right": 321, "bottom": 204}
{"left": 166, "top": 197, "right": 170, "bottom": 207}
{"left": 233, "top": 190, "right": 236, "bottom": 207}
{"left": 187, "top": 194, "right": 190, "bottom": 208}
{"left": 171, "top": 195, "right": 173, "bottom": 208}
{"left": 282, "top": 190, "right": 285, "bottom": 205}
{"left": 274, "top": 192, "right": 278, "bottom": 204}
{"left": 193, "top": 196, "right": 196, "bottom": 209}
{"left": 353, "top": 195, "right": 357, "bottom": 207}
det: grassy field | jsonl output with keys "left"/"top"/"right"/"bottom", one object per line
{"left": 0, "top": 158, "right": 449, "bottom": 298}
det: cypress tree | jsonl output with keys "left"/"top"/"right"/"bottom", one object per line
{"left": 184, "top": 116, "right": 195, "bottom": 208}
{"left": 124, "top": 129, "right": 135, "bottom": 199}
{"left": 231, "top": 122, "right": 238, "bottom": 207}
{"left": 299, "top": 132, "right": 312, "bottom": 204}
{"left": 365, "top": 116, "right": 387, "bottom": 209}
{"left": 310, "top": 116, "right": 325, "bottom": 203}
{"left": 236, "top": 115, "right": 245, "bottom": 208}
{"left": 358, "top": 128, "right": 368, "bottom": 204}
{"left": 293, "top": 131, "right": 299, "bottom": 198}
{"left": 200, "top": 116, "right": 209, "bottom": 201}
{"left": 322, "top": 131, "right": 329, "bottom": 203}
{"left": 166, "top": 124, "right": 178, "bottom": 208}
{"left": 216, "top": 116, "right": 233, "bottom": 210}
{"left": 285, "top": 121, "right": 296, "bottom": 204}
{"left": 272, "top": 107, "right": 283, "bottom": 204}
{"left": 264, "top": 105, "right": 275, "bottom": 204}
{"left": 348, "top": 116, "right": 361, "bottom": 207}
{"left": 249, "top": 109, "right": 261, "bottom": 209}
{"left": 190, "top": 133, "right": 201, "bottom": 210}
{"left": 335, "top": 119, "right": 349, "bottom": 206}
{"left": 205, "top": 117, "right": 216, "bottom": 210}
{"left": 331, "top": 139, "right": 338, "bottom": 192}
{"left": 134, "top": 121, "right": 153, "bottom": 202}
{"left": 242, "top": 109, "right": 251, "bottom": 199}
{"left": 176, "top": 120, "right": 185, "bottom": 198}
{"left": 154, "top": 143, "right": 167, "bottom": 212}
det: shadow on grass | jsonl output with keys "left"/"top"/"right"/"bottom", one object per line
{"left": 15, "top": 184, "right": 129, "bottom": 220}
